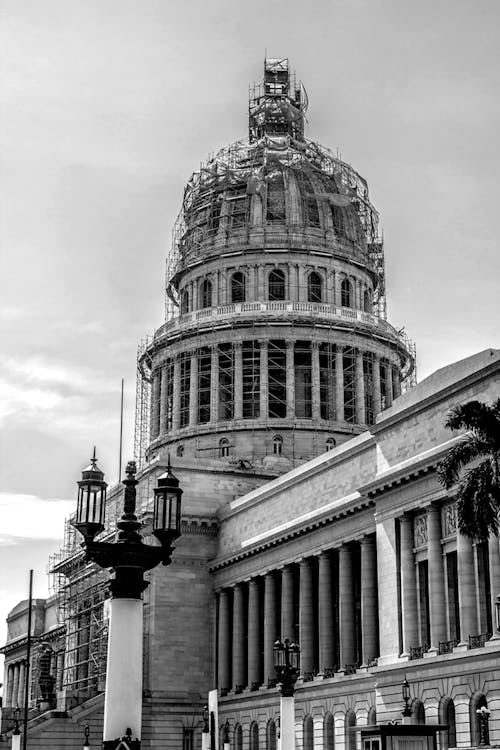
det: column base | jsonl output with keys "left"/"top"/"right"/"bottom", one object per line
{"left": 399, "top": 653, "right": 410, "bottom": 662}
{"left": 453, "top": 642, "right": 470, "bottom": 653}
{"left": 103, "top": 739, "right": 140, "bottom": 749}
{"left": 423, "top": 647, "right": 438, "bottom": 658}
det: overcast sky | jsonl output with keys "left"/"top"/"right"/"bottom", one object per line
{"left": 1, "top": 0, "right": 499, "bottom": 657}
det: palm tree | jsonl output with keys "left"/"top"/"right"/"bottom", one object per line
{"left": 436, "top": 398, "right": 500, "bottom": 540}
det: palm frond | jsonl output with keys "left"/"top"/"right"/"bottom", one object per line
{"left": 456, "top": 460, "right": 500, "bottom": 540}
{"left": 445, "top": 401, "right": 500, "bottom": 449}
{"left": 436, "top": 435, "right": 493, "bottom": 489}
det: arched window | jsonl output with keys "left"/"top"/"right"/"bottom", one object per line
{"left": 308, "top": 272, "right": 323, "bottom": 303}
{"left": 269, "top": 270, "right": 286, "bottom": 301}
{"left": 181, "top": 290, "right": 189, "bottom": 314}
{"left": 341, "top": 278, "right": 353, "bottom": 308}
{"left": 367, "top": 707, "right": 377, "bottom": 726}
{"left": 250, "top": 721, "right": 259, "bottom": 750}
{"left": 303, "top": 716, "right": 314, "bottom": 750}
{"left": 345, "top": 710, "right": 356, "bottom": 750}
{"left": 234, "top": 724, "right": 243, "bottom": 750}
{"left": 219, "top": 438, "right": 230, "bottom": 458}
{"left": 176, "top": 445, "right": 184, "bottom": 457}
{"left": 266, "top": 720, "right": 277, "bottom": 750}
{"left": 439, "top": 698, "right": 456, "bottom": 749}
{"left": 412, "top": 699, "right": 425, "bottom": 724}
{"left": 470, "top": 694, "right": 489, "bottom": 747}
{"left": 200, "top": 278, "right": 212, "bottom": 309}
{"left": 324, "top": 713, "right": 335, "bottom": 750}
{"left": 231, "top": 272, "right": 246, "bottom": 303}
{"left": 326, "top": 437, "right": 336, "bottom": 452}
{"left": 273, "top": 435, "right": 283, "bottom": 455}
{"left": 363, "top": 289, "right": 371, "bottom": 313}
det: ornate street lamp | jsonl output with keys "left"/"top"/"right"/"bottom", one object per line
{"left": 11, "top": 707, "right": 21, "bottom": 750}
{"left": 273, "top": 639, "right": 300, "bottom": 750}
{"left": 83, "top": 723, "right": 90, "bottom": 750}
{"left": 402, "top": 677, "right": 412, "bottom": 722}
{"left": 73, "top": 453, "right": 182, "bottom": 750}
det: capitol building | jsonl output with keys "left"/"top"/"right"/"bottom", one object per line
{"left": 2, "top": 58, "right": 500, "bottom": 750}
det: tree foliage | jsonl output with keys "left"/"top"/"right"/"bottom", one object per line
{"left": 436, "top": 398, "right": 500, "bottom": 540}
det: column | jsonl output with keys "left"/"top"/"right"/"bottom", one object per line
{"left": 281, "top": 566, "right": 295, "bottom": 642}
{"left": 234, "top": 342, "right": 243, "bottom": 420}
{"left": 57, "top": 650, "right": 65, "bottom": 691}
{"left": 318, "top": 552, "right": 335, "bottom": 671}
{"left": 400, "top": 515, "right": 418, "bottom": 654}
{"left": 335, "top": 273, "right": 342, "bottom": 308}
{"left": 457, "top": 532, "right": 477, "bottom": 644}
{"left": 489, "top": 534, "right": 500, "bottom": 639}
{"left": 263, "top": 573, "right": 277, "bottom": 685}
{"left": 360, "top": 536, "right": 378, "bottom": 664}
{"left": 355, "top": 350, "right": 365, "bottom": 424}
{"left": 217, "top": 590, "right": 230, "bottom": 693}
{"left": 232, "top": 584, "right": 245, "bottom": 691}
{"left": 247, "top": 580, "right": 261, "bottom": 688}
{"left": 339, "top": 546, "right": 356, "bottom": 667}
{"left": 311, "top": 342, "right": 321, "bottom": 420}
{"left": 189, "top": 352, "right": 198, "bottom": 426}
{"left": 299, "top": 559, "right": 315, "bottom": 674}
{"left": 12, "top": 664, "right": 20, "bottom": 710}
{"left": 258, "top": 265, "right": 265, "bottom": 298}
{"left": 385, "top": 362, "right": 393, "bottom": 408}
{"left": 286, "top": 340, "right": 295, "bottom": 419}
{"left": 17, "top": 661, "right": 26, "bottom": 707}
{"left": 427, "top": 505, "right": 447, "bottom": 650}
{"left": 373, "top": 355, "right": 382, "bottom": 415}
{"left": 376, "top": 517, "right": 400, "bottom": 663}
{"left": 335, "top": 347, "right": 344, "bottom": 421}
{"left": 213, "top": 272, "right": 220, "bottom": 307}
{"left": 259, "top": 340, "right": 269, "bottom": 419}
{"left": 210, "top": 345, "right": 219, "bottom": 423}
{"left": 6, "top": 663, "right": 14, "bottom": 706}
{"left": 172, "top": 355, "right": 181, "bottom": 431}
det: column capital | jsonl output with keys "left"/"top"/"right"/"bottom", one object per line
{"left": 233, "top": 340, "right": 243, "bottom": 350}
{"left": 258, "top": 338, "right": 268, "bottom": 348}
{"left": 285, "top": 338, "right": 295, "bottom": 348}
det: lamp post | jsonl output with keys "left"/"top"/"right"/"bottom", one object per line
{"left": 83, "top": 723, "right": 90, "bottom": 750}
{"left": 73, "top": 451, "right": 182, "bottom": 750}
{"left": 11, "top": 707, "right": 20, "bottom": 750}
{"left": 273, "top": 639, "right": 300, "bottom": 750}
{"left": 401, "top": 677, "right": 412, "bottom": 724}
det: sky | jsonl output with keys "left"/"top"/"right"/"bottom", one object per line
{"left": 1, "top": 0, "right": 500, "bottom": 668}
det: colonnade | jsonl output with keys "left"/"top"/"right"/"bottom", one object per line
{"left": 150, "top": 341, "right": 401, "bottom": 440}
{"left": 4, "top": 650, "right": 64, "bottom": 708}
{"left": 215, "top": 537, "right": 378, "bottom": 694}
{"left": 399, "top": 507, "right": 500, "bottom": 655}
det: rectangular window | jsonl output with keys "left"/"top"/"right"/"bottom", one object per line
{"left": 242, "top": 341, "right": 260, "bottom": 418}
{"left": 446, "top": 551, "right": 460, "bottom": 641}
{"left": 418, "top": 560, "right": 430, "bottom": 648}
{"left": 227, "top": 184, "right": 248, "bottom": 228}
{"left": 179, "top": 354, "right": 191, "bottom": 428}
{"left": 268, "top": 340, "right": 286, "bottom": 418}
{"left": 183, "top": 728, "right": 195, "bottom": 750}
{"left": 267, "top": 174, "right": 286, "bottom": 222}
{"left": 380, "top": 360, "right": 388, "bottom": 409}
{"left": 363, "top": 352, "right": 374, "bottom": 426}
{"left": 319, "top": 343, "right": 336, "bottom": 420}
{"left": 294, "top": 341, "right": 312, "bottom": 419}
{"left": 198, "top": 348, "right": 211, "bottom": 424}
{"left": 218, "top": 344, "right": 234, "bottom": 421}
{"left": 343, "top": 350, "right": 356, "bottom": 423}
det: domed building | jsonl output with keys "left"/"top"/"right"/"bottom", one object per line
{"left": 137, "top": 57, "right": 414, "bottom": 471}
{"left": 4, "top": 59, "right": 500, "bottom": 750}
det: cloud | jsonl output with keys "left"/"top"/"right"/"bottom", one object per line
{"left": 0, "top": 492, "right": 73, "bottom": 541}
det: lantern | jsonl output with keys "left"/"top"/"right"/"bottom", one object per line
{"left": 74, "top": 448, "right": 107, "bottom": 542}
{"left": 153, "top": 459, "right": 183, "bottom": 548}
